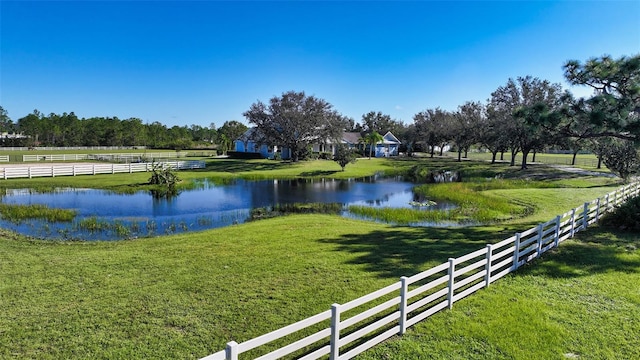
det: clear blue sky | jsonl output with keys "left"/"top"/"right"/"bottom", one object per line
{"left": 1, "top": 1, "right": 639, "bottom": 128}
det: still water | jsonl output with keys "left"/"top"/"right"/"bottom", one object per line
{"left": 0, "top": 177, "right": 453, "bottom": 240}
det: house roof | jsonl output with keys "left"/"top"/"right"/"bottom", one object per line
{"left": 342, "top": 132, "right": 362, "bottom": 145}
{"left": 382, "top": 131, "right": 401, "bottom": 145}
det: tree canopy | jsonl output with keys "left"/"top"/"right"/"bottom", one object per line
{"left": 243, "top": 91, "right": 347, "bottom": 162}
{"left": 552, "top": 54, "right": 640, "bottom": 142}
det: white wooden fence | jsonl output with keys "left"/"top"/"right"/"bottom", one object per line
{"left": 200, "top": 181, "right": 640, "bottom": 360}
{"left": 0, "top": 146, "right": 145, "bottom": 151}
{"left": 0, "top": 161, "right": 205, "bottom": 180}
{"left": 0, "top": 156, "right": 8, "bottom": 162}
{"left": 22, "top": 152, "right": 188, "bottom": 162}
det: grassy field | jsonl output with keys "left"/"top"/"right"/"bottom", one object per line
{"left": 0, "top": 157, "right": 636, "bottom": 359}
{"left": 457, "top": 151, "right": 603, "bottom": 170}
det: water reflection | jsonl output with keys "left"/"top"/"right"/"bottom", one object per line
{"left": 0, "top": 176, "right": 455, "bottom": 240}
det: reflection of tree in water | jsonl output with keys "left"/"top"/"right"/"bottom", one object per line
{"left": 150, "top": 187, "right": 180, "bottom": 200}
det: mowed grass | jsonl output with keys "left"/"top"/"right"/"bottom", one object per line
{"left": 1, "top": 215, "right": 506, "bottom": 359}
{"left": 358, "top": 227, "right": 640, "bottom": 360}
{"left": 460, "top": 151, "right": 604, "bottom": 170}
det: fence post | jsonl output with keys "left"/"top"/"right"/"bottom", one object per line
{"left": 225, "top": 341, "right": 238, "bottom": 360}
{"left": 485, "top": 244, "right": 493, "bottom": 287}
{"left": 399, "top": 277, "right": 408, "bottom": 335}
{"left": 536, "top": 223, "right": 543, "bottom": 258}
{"left": 582, "top": 202, "right": 589, "bottom": 231}
{"left": 111, "top": 164, "right": 115, "bottom": 174}
{"left": 93, "top": 164, "right": 96, "bottom": 175}
{"left": 129, "top": 163, "right": 132, "bottom": 173}
{"left": 604, "top": 194, "right": 610, "bottom": 214}
{"left": 553, "top": 215, "right": 561, "bottom": 247}
{"left": 595, "top": 198, "right": 601, "bottom": 222}
{"left": 512, "top": 233, "right": 521, "bottom": 270}
{"left": 28, "top": 167, "right": 32, "bottom": 179}
{"left": 447, "top": 258, "right": 455, "bottom": 310}
{"left": 73, "top": 165, "right": 76, "bottom": 176}
{"left": 570, "top": 208, "right": 576, "bottom": 238}
{"left": 330, "top": 303, "right": 341, "bottom": 360}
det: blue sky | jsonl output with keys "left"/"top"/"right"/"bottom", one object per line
{"left": 1, "top": 1, "right": 639, "bottom": 129}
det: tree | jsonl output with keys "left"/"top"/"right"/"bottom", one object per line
{"left": 333, "top": 144, "right": 358, "bottom": 171}
{"left": 243, "top": 91, "right": 346, "bottom": 162}
{"left": 489, "top": 76, "right": 563, "bottom": 169}
{"left": 452, "top": 101, "right": 483, "bottom": 161}
{"left": 477, "top": 104, "right": 508, "bottom": 163}
{"left": 17, "top": 110, "right": 43, "bottom": 146}
{"left": 413, "top": 108, "right": 452, "bottom": 157}
{"left": 561, "top": 54, "right": 639, "bottom": 142}
{"left": 0, "top": 106, "right": 12, "bottom": 133}
{"left": 362, "top": 131, "right": 384, "bottom": 159}
{"left": 600, "top": 139, "right": 639, "bottom": 181}
{"left": 218, "top": 121, "right": 248, "bottom": 143}
{"left": 361, "top": 111, "right": 404, "bottom": 136}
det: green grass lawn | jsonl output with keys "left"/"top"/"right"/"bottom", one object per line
{"left": 359, "top": 227, "right": 640, "bottom": 360}
{"left": 459, "top": 151, "right": 604, "bottom": 170}
{"left": 0, "top": 157, "right": 636, "bottom": 359}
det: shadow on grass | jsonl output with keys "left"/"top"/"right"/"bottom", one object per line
{"left": 321, "top": 220, "right": 639, "bottom": 282}
{"left": 522, "top": 226, "right": 640, "bottom": 278}
{"left": 321, "top": 225, "right": 518, "bottom": 280}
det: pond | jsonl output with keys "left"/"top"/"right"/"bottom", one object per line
{"left": 0, "top": 176, "right": 455, "bottom": 240}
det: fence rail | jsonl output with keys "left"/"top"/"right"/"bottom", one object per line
{"left": 21, "top": 152, "right": 188, "bottom": 162}
{"left": 0, "top": 161, "right": 205, "bottom": 180}
{"left": 0, "top": 146, "right": 146, "bottom": 151}
{"left": 200, "top": 181, "right": 640, "bottom": 360}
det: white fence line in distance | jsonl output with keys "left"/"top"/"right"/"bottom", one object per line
{"left": 200, "top": 181, "right": 640, "bottom": 360}
{"left": 22, "top": 152, "right": 188, "bottom": 162}
{"left": 0, "top": 161, "right": 205, "bottom": 180}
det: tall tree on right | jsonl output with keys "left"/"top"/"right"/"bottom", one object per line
{"left": 559, "top": 54, "right": 640, "bottom": 142}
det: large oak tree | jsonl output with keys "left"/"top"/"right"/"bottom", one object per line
{"left": 243, "top": 91, "right": 347, "bottom": 162}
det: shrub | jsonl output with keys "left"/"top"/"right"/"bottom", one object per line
{"left": 601, "top": 195, "right": 640, "bottom": 231}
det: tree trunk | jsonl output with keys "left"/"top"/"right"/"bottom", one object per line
{"left": 457, "top": 149, "right": 462, "bottom": 162}
{"left": 521, "top": 150, "right": 530, "bottom": 170}
{"left": 491, "top": 150, "right": 498, "bottom": 164}
{"left": 430, "top": 145, "right": 435, "bottom": 158}
{"left": 510, "top": 152, "right": 517, "bottom": 166}
{"left": 572, "top": 151, "right": 578, "bottom": 166}
{"left": 500, "top": 151, "right": 505, "bottom": 161}
{"left": 464, "top": 149, "right": 468, "bottom": 158}
{"left": 439, "top": 143, "right": 445, "bottom": 156}
{"left": 532, "top": 150, "right": 537, "bottom": 162}
{"left": 597, "top": 155, "right": 602, "bottom": 169}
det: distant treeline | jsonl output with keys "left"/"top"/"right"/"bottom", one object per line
{"left": 0, "top": 109, "right": 248, "bottom": 151}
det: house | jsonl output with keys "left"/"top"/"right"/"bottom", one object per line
{"left": 234, "top": 128, "right": 400, "bottom": 159}
{"left": 233, "top": 127, "right": 291, "bottom": 159}
{"left": 364, "top": 131, "right": 402, "bottom": 158}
